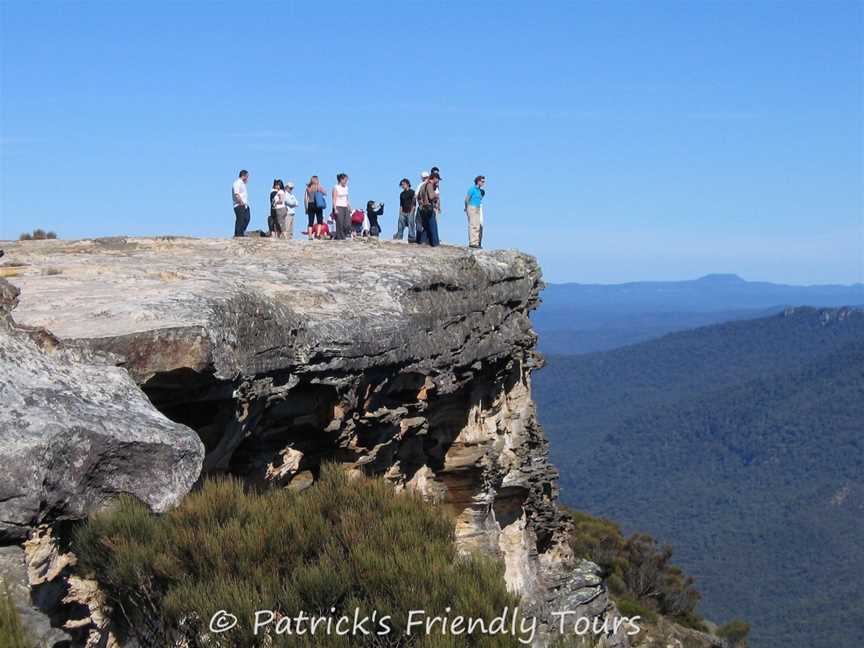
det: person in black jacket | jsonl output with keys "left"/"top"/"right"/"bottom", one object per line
{"left": 393, "top": 178, "right": 416, "bottom": 241}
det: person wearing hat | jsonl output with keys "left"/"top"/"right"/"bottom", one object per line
{"left": 417, "top": 171, "right": 441, "bottom": 247}
{"left": 283, "top": 181, "right": 298, "bottom": 239}
{"left": 413, "top": 170, "right": 430, "bottom": 244}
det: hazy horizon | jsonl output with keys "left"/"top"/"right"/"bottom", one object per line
{"left": 2, "top": 2, "right": 862, "bottom": 286}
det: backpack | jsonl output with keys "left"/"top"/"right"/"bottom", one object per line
{"left": 351, "top": 209, "right": 365, "bottom": 225}
{"left": 314, "top": 190, "right": 327, "bottom": 210}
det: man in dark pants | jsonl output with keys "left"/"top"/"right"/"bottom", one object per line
{"left": 418, "top": 171, "right": 441, "bottom": 246}
{"left": 232, "top": 169, "right": 250, "bottom": 237}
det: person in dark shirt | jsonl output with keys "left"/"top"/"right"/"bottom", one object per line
{"left": 417, "top": 171, "right": 441, "bottom": 247}
{"left": 393, "top": 178, "right": 416, "bottom": 241}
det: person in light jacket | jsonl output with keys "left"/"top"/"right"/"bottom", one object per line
{"left": 283, "top": 181, "right": 298, "bottom": 239}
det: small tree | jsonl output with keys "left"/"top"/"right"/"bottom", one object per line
{"left": 717, "top": 619, "right": 750, "bottom": 646}
{"left": 18, "top": 229, "right": 58, "bottom": 241}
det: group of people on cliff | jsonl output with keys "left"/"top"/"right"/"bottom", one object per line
{"left": 231, "top": 168, "right": 486, "bottom": 249}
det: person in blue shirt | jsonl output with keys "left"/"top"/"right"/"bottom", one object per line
{"left": 464, "top": 175, "right": 486, "bottom": 248}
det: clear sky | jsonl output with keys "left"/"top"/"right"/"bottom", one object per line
{"left": 1, "top": 1, "right": 861, "bottom": 284}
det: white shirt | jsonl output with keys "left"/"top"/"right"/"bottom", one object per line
{"left": 232, "top": 178, "right": 248, "bottom": 208}
{"left": 284, "top": 191, "right": 298, "bottom": 216}
{"left": 334, "top": 183, "right": 349, "bottom": 208}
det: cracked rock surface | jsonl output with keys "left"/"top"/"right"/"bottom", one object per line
{"left": 1, "top": 236, "right": 626, "bottom": 644}
{"left": 0, "top": 273, "right": 204, "bottom": 542}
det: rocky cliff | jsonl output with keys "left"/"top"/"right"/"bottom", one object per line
{"left": 0, "top": 237, "right": 624, "bottom": 646}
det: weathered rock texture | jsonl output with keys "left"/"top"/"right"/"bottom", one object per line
{"left": 1, "top": 237, "right": 626, "bottom": 645}
{"left": 0, "top": 275, "right": 204, "bottom": 543}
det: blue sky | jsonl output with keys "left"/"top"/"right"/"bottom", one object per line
{"left": 1, "top": 1, "right": 861, "bottom": 284}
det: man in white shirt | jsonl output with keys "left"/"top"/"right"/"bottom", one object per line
{"left": 232, "top": 170, "right": 250, "bottom": 237}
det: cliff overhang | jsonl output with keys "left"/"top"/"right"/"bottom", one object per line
{"left": 0, "top": 237, "right": 624, "bottom": 645}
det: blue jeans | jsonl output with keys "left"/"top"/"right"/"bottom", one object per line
{"left": 394, "top": 211, "right": 415, "bottom": 241}
{"left": 420, "top": 209, "right": 440, "bottom": 247}
{"left": 233, "top": 205, "right": 250, "bottom": 237}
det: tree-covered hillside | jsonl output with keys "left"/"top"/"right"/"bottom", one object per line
{"left": 534, "top": 308, "right": 864, "bottom": 648}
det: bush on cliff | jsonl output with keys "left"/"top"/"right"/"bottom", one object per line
{"left": 564, "top": 509, "right": 706, "bottom": 631}
{"left": 18, "top": 229, "right": 57, "bottom": 241}
{"left": 717, "top": 619, "right": 750, "bottom": 646}
{"left": 0, "top": 584, "right": 31, "bottom": 648}
{"left": 74, "top": 465, "right": 519, "bottom": 647}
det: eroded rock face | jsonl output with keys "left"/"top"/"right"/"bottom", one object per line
{"left": 0, "top": 279, "right": 204, "bottom": 542}
{"left": 2, "top": 237, "right": 623, "bottom": 643}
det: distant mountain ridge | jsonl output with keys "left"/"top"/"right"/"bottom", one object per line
{"left": 534, "top": 306, "right": 864, "bottom": 648}
{"left": 533, "top": 275, "right": 864, "bottom": 354}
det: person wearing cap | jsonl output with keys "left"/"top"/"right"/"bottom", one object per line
{"left": 283, "top": 181, "right": 298, "bottom": 239}
{"left": 413, "top": 170, "right": 429, "bottom": 244}
{"left": 464, "top": 175, "right": 485, "bottom": 248}
{"left": 417, "top": 171, "right": 441, "bottom": 247}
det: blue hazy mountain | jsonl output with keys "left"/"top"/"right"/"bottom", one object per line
{"left": 534, "top": 275, "right": 864, "bottom": 354}
{"left": 534, "top": 307, "right": 864, "bottom": 648}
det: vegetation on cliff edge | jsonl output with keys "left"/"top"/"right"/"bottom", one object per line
{"left": 0, "top": 584, "right": 31, "bottom": 648}
{"left": 74, "top": 465, "right": 521, "bottom": 647}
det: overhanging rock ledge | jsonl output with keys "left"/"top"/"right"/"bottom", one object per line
{"left": 1, "top": 237, "right": 626, "bottom": 645}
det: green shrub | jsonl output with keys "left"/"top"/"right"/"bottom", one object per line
{"left": 564, "top": 508, "right": 703, "bottom": 627}
{"left": 18, "top": 230, "right": 57, "bottom": 241}
{"left": 0, "top": 584, "right": 31, "bottom": 648}
{"left": 717, "top": 619, "right": 750, "bottom": 645}
{"left": 613, "top": 596, "right": 657, "bottom": 625}
{"left": 74, "top": 466, "right": 521, "bottom": 647}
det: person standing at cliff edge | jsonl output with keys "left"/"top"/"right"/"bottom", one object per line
{"left": 393, "top": 178, "right": 416, "bottom": 241}
{"left": 271, "top": 180, "right": 288, "bottom": 239}
{"left": 417, "top": 171, "right": 441, "bottom": 247}
{"left": 332, "top": 173, "right": 352, "bottom": 240}
{"left": 413, "top": 170, "right": 429, "bottom": 244}
{"left": 304, "top": 176, "right": 326, "bottom": 239}
{"left": 464, "top": 175, "right": 485, "bottom": 248}
{"left": 283, "top": 181, "right": 298, "bottom": 239}
{"left": 232, "top": 170, "right": 250, "bottom": 237}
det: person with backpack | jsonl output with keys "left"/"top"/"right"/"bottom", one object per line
{"left": 417, "top": 171, "right": 441, "bottom": 247}
{"left": 305, "top": 176, "right": 326, "bottom": 239}
{"left": 332, "top": 173, "right": 352, "bottom": 240}
{"left": 232, "top": 169, "right": 250, "bottom": 237}
{"left": 393, "top": 178, "right": 416, "bottom": 241}
{"left": 413, "top": 170, "right": 429, "bottom": 244}
{"left": 464, "top": 175, "right": 486, "bottom": 248}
